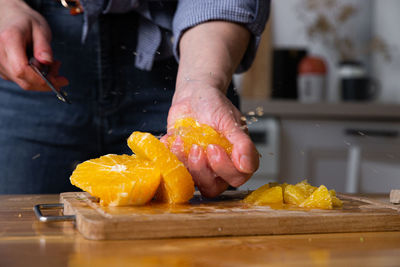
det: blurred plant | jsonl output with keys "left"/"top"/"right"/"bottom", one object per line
{"left": 297, "top": 0, "right": 391, "bottom": 61}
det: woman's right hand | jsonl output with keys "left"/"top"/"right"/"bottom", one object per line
{"left": 0, "top": 0, "right": 68, "bottom": 91}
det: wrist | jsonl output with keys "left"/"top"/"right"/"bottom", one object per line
{"left": 175, "top": 21, "right": 249, "bottom": 102}
{"left": 173, "top": 77, "right": 226, "bottom": 105}
{"left": 177, "top": 69, "right": 229, "bottom": 89}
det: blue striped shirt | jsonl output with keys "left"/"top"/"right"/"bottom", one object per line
{"left": 80, "top": 0, "right": 270, "bottom": 72}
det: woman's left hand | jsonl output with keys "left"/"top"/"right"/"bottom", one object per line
{"left": 165, "top": 20, "right": 260, "bottom": 198}
{"left": 161, "top": 83, "right": 259, "bottom": 198}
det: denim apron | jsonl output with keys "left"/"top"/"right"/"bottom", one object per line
{"left": 0, "top": 0, "right": 239, "bottom": 193}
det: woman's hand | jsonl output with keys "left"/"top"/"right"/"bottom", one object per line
{"left": 165, "top": 20, "right": 259, "bottom": 197}
{"left": 162, "top": 83, "right": 259, "bottom": 198}
{"left": 0, "top": 0, "right": 68, "bottom": 91}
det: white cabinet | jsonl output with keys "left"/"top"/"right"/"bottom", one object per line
{"left": 280, "top": 119, "right": 400, "bottom": 193}
{"left": 239, "top": 118, "right": 280, "bottom": 190}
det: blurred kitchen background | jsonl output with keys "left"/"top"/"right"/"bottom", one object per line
{"left": 236, "top": 0, "right": 400, "bottom": 193}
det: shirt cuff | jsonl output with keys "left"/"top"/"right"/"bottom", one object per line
{"left": 172, "top": 0, "right": 270, "bottom": 73}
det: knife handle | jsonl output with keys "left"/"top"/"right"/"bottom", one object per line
{"left": 29, "top": 57, "right": 49, "bottom": 77}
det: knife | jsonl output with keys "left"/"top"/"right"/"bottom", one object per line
{"left": 28, "top": 57, "right": 71, "bottom": 104}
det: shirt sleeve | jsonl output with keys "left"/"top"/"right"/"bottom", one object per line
{"left": 172, "top": 0, "right": 270, "bottom": 73}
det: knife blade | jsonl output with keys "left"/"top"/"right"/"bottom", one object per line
{"left": 28, "top": 57, "right": 71, "bottom": 104}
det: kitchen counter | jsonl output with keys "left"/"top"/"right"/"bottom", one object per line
{"left": 241, "top": 100, "right": 400, "bottom": 121}
{"left": 1, "top": 195, "right": 400, "bottom": 266}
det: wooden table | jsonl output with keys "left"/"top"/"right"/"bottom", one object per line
{"left": 1, "top": 195, "right": 400, "bottom": 267}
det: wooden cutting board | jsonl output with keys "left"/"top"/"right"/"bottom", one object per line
{"left": 60, "top": 191, "right": 400, "bottom": 240}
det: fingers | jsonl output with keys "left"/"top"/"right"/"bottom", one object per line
{"left": 207, "top": 144, "right": 252, "bottom": 188}
{"left": 32, "top": 21, "right": 52, "bottom": 64}
{"left": 187, "top": 143, "right": 251, "bottom": 198}
{"left": 168, "top": 136, "right": 187, "bottom": 166}
{"left": 225, "top": 125, "right": 259, "bottom": 174}
{"left": 0, "top": 7, "right": 56, "bottom": 91}
{"left": 169, "top": 138, "right": 232, "bottom": 198}
{"left": 188, "top": 144, "right": 229, "bottom": 198}
{"left": 159, "top": 134, "right": 169, "bottom": 147}
{"left": 1, "top": 29, "right": 48, "bottom": 91}
{"left": 2, "top": 36, "right": 67, "bottom": 91}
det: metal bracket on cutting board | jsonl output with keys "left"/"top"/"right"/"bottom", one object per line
{"left": 33, "top": 203, "right": 76, "bottom": 222}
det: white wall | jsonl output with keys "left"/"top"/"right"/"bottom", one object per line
{"left": 272, "top": 0, "right": 308, "bottom": 48}
{"left": 372, "top": 0, "right": 400, "bottom": 103}
{"left": 271, "top": 0, "right": 397, "bottom": 103}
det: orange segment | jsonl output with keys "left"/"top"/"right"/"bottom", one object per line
{"left": 329, "top": 189, "right": 343, "bottom": 207}
{"left": 283, "top": 181, "right": 316, "bottom": 205}
{"left": 283, "top": 184, "right": 307, "bottom": 205}
{"left": 299, "top": 185, "right": 333, "bottom": 209}
{"left": 127, "top": 132, "right": 195, "bottom": 204}
{"left": 70, "top": 154, "right": 160, "bottom": 206}
{"left": 166, "top": 117, "right": 233, "bottom": 155}
{"left": 295, "top": 180, "right": 317, "bottom": 196}
{"left": 243, "top": 183, "right": 270, "bottom": 204}
{"left": 244, "top": 186, "right": 283, "bottom": 205}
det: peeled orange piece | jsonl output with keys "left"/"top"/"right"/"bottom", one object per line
{"left": 70, "top": 154, "right": 161, "bottom": 206}
{"left": 283, "top": 184, "right": 307, "bottom": 205}
{"left": 284, "top": 181, "right": 316, "bottom": 205}
{"left": 243, "top": 183, "right": 271, "bottom": 204}
{"left": 299, "top": 185, "right": 333, "bottom": 209}
{"left": 128, "top": 132, "right": 195, "bottom": 204}
{"left": 244, "top": 186, "right": 283, "bottom": 205}
{"left": 295, "top": 180, "right": 317, "bottom": 196}
{"left": 245, "top": 180, "right": 342, "bottom": 209}
{"left": 269, "top": 182, "right": 289, "bottom": 192}
{"left": 329, "top": 189, "right": 343, "bottom": 207}
{"left": 166, "top": 117, "right": 233, "bottom": 155}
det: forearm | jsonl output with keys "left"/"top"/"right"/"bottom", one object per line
{"left": 174, "top": 21, "right": 250, "bottom": 101}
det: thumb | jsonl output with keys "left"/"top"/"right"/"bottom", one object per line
{"left": 32, "top": 22, "right": 53, "bottom": 64}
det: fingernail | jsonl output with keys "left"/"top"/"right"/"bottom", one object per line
{"left": 208, "top": 144, "right": 219, "bottom": 162}
{"left": 40, "top": 52, "right": 52, "bottom": 63}
{"left": 239, "top": 155, "right": 252, "bottom": 173}
{"left": 189, "top": 144, "right": 201, "bottom": 163}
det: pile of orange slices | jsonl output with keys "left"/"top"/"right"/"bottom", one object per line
{"left": 244, "top": 180, "right": 343, "bottom": 209}
{"left": 70, "top": 132, "right": 195, "bottom": 206}
{"left": 70, "top": 117, "right": 233, "bottom": 206}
